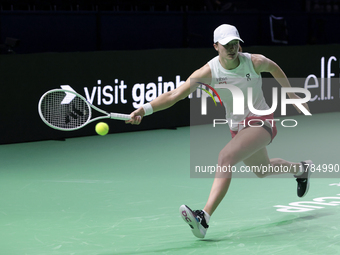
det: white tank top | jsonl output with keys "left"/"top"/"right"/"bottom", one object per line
{"left": 208, "top": 52, "right": 270, "bottom": 131}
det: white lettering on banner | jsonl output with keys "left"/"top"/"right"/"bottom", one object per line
{"left": 146, "top": 82, "right": 157, "bottom": 102}
{"left": 84, "top": 86, "right": 97, "bottom": 104}
{"left": 131, "top": 75, "right": 185, "bottom": 108}
{"left": 79, "top": 75, "right": 185, "bottom": 109}
{"left": 84, "top": 79, "right": 127, "bottom": 106}
{"left": 304, "top": 56, "right": 337, "bottom": 101}
{"left": 103, "top": 85, "right": 113, "bottom": 105}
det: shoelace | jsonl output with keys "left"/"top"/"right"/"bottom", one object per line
{"left": 194, "top": 210, "right": 209, "bottom": 228}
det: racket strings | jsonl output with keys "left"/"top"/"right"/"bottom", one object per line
{"left": 40, "top": 91, "right": 90, "bottom": 129}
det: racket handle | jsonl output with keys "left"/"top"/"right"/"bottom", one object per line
{"left": 110, "top": 113, "right": 131, "bottom": 121}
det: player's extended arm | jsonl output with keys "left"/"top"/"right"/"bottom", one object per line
{"left": 126, "top": 64, "right": 211, "bottom": 124}
{"left": 252, "top": 54, "right": 310, "bottom": 114}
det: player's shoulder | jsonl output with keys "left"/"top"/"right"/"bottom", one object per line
{"left": 250, "top": 54, "right": 274, "bottom": 72}
{"left": 250, "top": 53, "right": 280, "bottom": 74}
{"left": 193, "top": 63, "right": 212, "bottom": 79}
{"left": 250, "top": 54, "right": 268, "bottom": 66}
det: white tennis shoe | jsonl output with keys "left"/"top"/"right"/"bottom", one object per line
{"left": 179, "top": 205, "right": 209, "bottom": 238}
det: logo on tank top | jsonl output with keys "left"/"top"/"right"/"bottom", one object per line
{"left": 246, "top": 73, "right": 251, "bottom": 81}
{"left": 216, "top": 77, "right": 228, "bottom": 84}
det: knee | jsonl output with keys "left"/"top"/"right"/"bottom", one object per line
{"left": 218, "top": 150, "right": 236, "bottom": 167}
{"left": 215, "top": 151, "right": 236, "bottom": 178}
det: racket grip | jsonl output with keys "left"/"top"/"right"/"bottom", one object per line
{"left": 110, "top": 113, "right": 131, "bottom": 121}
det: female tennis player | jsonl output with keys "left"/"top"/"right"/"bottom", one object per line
{"left": 126, "top": 24, "right": 313, "bottom": 238}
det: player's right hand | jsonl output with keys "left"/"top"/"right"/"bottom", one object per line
{"left": 125, "top": 108, "right": 144, "bottom": 125}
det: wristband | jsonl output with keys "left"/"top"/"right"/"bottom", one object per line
{"left": 142, "top": 103, "right": 153, "bottom": 116}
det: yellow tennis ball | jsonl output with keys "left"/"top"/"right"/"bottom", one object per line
{"left": 95, "top": 122, "right": 109, "bottom": 136}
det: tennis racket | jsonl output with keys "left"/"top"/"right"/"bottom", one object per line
{"left": 38, "top": 89, "right": 131, "bottom": 131}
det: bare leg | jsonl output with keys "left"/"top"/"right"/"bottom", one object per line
{"left": 270, "top": 158, "right": 301, "bottom": 175}
{"left": 243, "top": 149, "right": 301, "bottom": 178}
{"left": 203, "top": 127, "right": 271, "bottom": 216}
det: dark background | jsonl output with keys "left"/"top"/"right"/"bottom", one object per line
{"left": 1, "top": 0, "right": 340, "bottom": 53}
{"left": 0, "top": 0, "right": 339, "bottom": 144}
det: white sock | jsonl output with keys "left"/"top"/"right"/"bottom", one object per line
{"left": 295, "top": 163, "right": 304, "bottom": 176}
{"left": 202, "top": 210, "right": 211, "bottom": 224}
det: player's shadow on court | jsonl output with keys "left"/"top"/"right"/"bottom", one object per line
{"left": 102, "top": 211, "right": 335, "bottom": 255}
{"left": 201, "top": 211, "right": 335, "bottom": 243}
